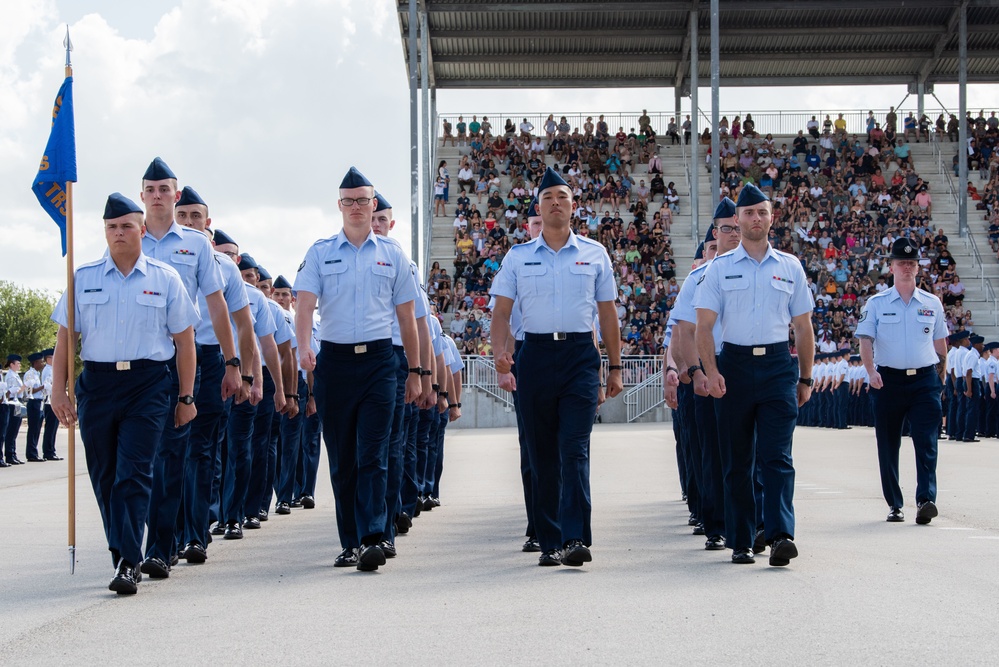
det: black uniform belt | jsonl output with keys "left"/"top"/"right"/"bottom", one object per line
{"left": 200, "top": 344, "right": 221, "bottom": 354}
{"left": 722, "top": 341, "right": 789, "bottom": 356}
{"left": 84, "top": 359, "right": 166, "bottom": 372}
{"left": 877, "top": 365, "right": 934, "bottom": 378}
{"left": 321, "top": 339, "right": 392, "bottom": 354}
{"left": 524, "top": 332, "right": 591, "bottom": 342}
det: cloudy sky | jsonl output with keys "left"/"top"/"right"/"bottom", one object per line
{"left": 2, "top": 0, "right": 994, "bottom": 294}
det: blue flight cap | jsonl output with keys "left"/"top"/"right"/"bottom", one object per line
{"left": 953, "top": 330, "right": 970, "bottom": 341}
{"left": 177, "top": 186, "right": 207, "bottom": 207}
{"left": 273, "top": 275, "right": 293, "bottom": 290}
{"left": 537, "top": 167, "right": 569, "bottom": 195}
{"left": 736, "top": 183, "right": 769, "bottom": 207}
{"left": 704, "top": 225, "right": 716, "bottom": 244}
{"left": 43, "top": 348, "right": 55, "bottom": 357}
{"left": 694, "top": 242, "right": 704, "bottom": 260}
{"left": 340, "top": 166, "right": 372, "bottom": 189}
{"left": 143, "top": 156, "right": 177, "bottom": 181}
{"left": 970, "top": 334, "right": 985, "bottom": 345}
{"left": 6, "top": 354, "right": 22, "bottom": 363}
{"left": 28, "top": 351, "right": 44, "bottom": 363}
{"left": 527, "top": 198, "right": 540, "bottom": 218}
{"left": 713, "top": 197, "right": 737, "bottom": 220}
{"left": 238, "top": 253, "right": 258, "bottom": 271}
{"left": 103, "top": 192, "right": 143, "bottom": 219}
{"left": 257, "top": 265, "right": 272, "bottom": 281}
{"left": 212, "top": 229, "right": 237, "bottom": 247}
{"left": 983, "top": 342, "right": 999, "bottom": 352}
{"left": 849, "top": 355, "right": 860, "bottom": 362}
{"left": 373, "top": 193, "right": 392, "bottom": 212}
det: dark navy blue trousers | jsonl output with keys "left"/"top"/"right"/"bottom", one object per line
{"left": 676, "top": 383, "right": 701, "bottom": 522}
{"left": 42, "top": 403, "right": 59, "bottom": 459}
{"left": 383, "top": 348, "right": 409, "bottom": 539}
{"left": 183, "top": 345, "right": 224, "bottom": 549}
{"left": 871, "top": 367, "right": 942, "bottom": 508}
{"left": 315, "top": 341, "right": 396, "bottom": 549}
{"left": 430, "top": 410, "right": 448, "bottom": 498}
{"left": 223, "top": 376, "right": 258, "bottom": 524}
{"left": 246, "top": 369, "right": 276, "bottom": 516}
{"left": 25, "top": 398, "right": 43, "bottom": 459}
{"left": 398, "top": 402, "right": 419, "bottom": 516}
{"left": 953, "top": 377, "right": 966, "bottom": 439}
{"left": 962, "top": 378, "right": 982, "bottom": 441}
{"left": 512, "top": 339, "right": 536, "bottom": 538}
{"left": 276, "top": 376, "right": 307, "bottom": 504}
{"left": 294, "top": 404, "right": 322, "bottom": 500}
{"left": 4, "top": 404, "right": 22, "bottom": 460}
{"left": 694, "top": 392, "right": 725, "bottom": 540}
{"left": 77, "top": 364, "right": 171, "bottom": 567}
{"left": 517, "top": 337, "right": 600, "bottom": 552}
{"left": 715, "top": 344, "right": 798, "bottom": 551}
{"left": 415, "top": 406, "right": 439, "bottom": 500}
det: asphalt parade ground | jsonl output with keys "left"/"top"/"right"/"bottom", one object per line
{"left": 0, "top": 423, "right": 997, "bottom": 665}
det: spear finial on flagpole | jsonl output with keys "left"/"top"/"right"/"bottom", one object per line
{"left": 64, "top": 25, "right": 73, "bottom": 68}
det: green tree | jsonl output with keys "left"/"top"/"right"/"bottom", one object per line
{"left": 0, "top": 280, "right": 58, "bottom": 359}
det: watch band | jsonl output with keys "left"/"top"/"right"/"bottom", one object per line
{"left": 241, "top": 375, "right": 254, "bottom": 385}
{"left": 225, "top": 357, "right": 241, "bottom": 368}
{"left": 408, "top": 367, "right": 423, "bottom": 375}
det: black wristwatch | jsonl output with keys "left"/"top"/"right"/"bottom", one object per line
{"left": 432, "top": 384, "right": 440, "bottom": 392}
{"left": 409, "top": 366, "right": 423, "bottom": 375}
{"left": 686, "top": 364, "right": 703, "bottom": 381}
{"left": 665, "top": 365, "right": 678, "bottom": 375}
{"left": 225, "top": 357, "right": 241, "bottom": 369}
{"left": 285, "top": 393, "right": 299, "bottom": 400}
{"left": 178, "top": 395, "right": 195, "bottom": 405}
{"left": 420, "top": 369, "right": 433, "bottom": 376}
{"left": 439, "top": 391, "right": 449, "bottom": 398}
{"left": 241, "top": 375, "right": 254, "bottom": 385}
{"left": 449, "top": 402, "right": 462, "bottom": 408}
{"left": 798, "top": 377, "right": 814, "bottom": 387}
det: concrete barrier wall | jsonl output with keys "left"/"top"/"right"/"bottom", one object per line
{"left": 460, "top": 387, "right": 672, "bottom": 428}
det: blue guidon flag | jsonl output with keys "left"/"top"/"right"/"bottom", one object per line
{"left": 32, "top": 75, "right": 77, "bottom": 256}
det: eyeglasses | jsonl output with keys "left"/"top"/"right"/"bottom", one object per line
{"left": 220, "top": 250, "right": 238, "bottom": 258}
{"left": 717, "top": 225, "right": 741, "bottom": 234}
{"left": 340, "top": 197, "right": 372, "bottom": 207}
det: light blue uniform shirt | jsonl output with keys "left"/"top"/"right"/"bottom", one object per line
{"left": 428, "top": 313, "right": 446, "bottom": 357}
{"left": 244, "top": 283, "right": 277, "bottom": 339}
{"left": 41, "top": 364, "right": 53, "bottom": 402}
{"left": 52, "top": 253, "right": 198, "bottom": 362}
{"left": 488, "top": 295, "right": 523, "bottom": 340}
{"left": 855, "top": 287, "right": 947, "bottom": 369}
{"left": 195, "top": 249, "right": 250, "bottom": 345}
{"left": 669, "top": 260, "right": 722, "bottom": 354}
{"left": 392, "top": 260, "right": 430, "bottom": 346}
{"left": 490, "top": 231, "right": 615, "bottom": 334}
{"left": 443, "top": 334, "right": 465, "bottom": 373}
{"left": 294, "top": 231, "right": 418, "bottom": 344}
{"left": 141, "top": 222, "right": 224, "bottom": 317}
{"left": 263, "top": 299, "right": 293, "bottom": 371}
{"left": 694, "top": 244, "right": 814, "bottom": 346}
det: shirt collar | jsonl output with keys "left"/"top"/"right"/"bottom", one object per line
{"left": 101, "top": 252, "right": 149, "bottom": 278}
{"left": 731, "top": 242, "right": 778, "bottom": 265}
{"left": 334, "top": 229, "right": 377, "bottom": 251}
{"left": 535, "top": 230, "right": 580, "bottom": 254}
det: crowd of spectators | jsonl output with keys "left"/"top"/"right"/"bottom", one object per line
{"left": 427, "top": 108, "right": 971, "bottom": 365}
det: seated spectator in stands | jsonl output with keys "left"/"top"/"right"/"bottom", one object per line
{"left": 634, "top": 179, "right": 650, "bottom": 207}
{"left": 807, "top": 116, "right": 820, "bottom": 139}
{"left": 519, "top": 117, "right": 534, "bottom": 139}
{"left": 944, "top": 275, "right": 966, "bottom": 306}
{"left": 742, "top": 114, "right": 756, "bottom": 137}
{"left": 665, "top": 182, "right": 680, "bottom": 213}
{"left": 914, "top": 186, "right": 933, "bottom": 217}
{"left": 792, "top": 130, "right": 809, "bottom": 156}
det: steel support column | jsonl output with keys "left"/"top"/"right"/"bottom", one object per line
{"left": 710, "top": 0, "right": 720, "bottom": 210}
{"left": 689, "top": 9, "right": 699, "bottom": 243}
{"left": 958, "top": 2, "right": 968, "bottom": 236}
{"left": 420, "top": 10, "right": 431, "bottom": 268}
{"left": 408, "top": 0, "right": 419, "bottom": 260}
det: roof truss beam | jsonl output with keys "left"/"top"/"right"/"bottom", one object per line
{"left": 919, "top": 0, "right": 968, "bottom": 84}
{"left": 433, "top": 50, "right": 993, "bottom": 64}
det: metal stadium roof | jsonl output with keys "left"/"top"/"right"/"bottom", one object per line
{"left": 397, "top": 0, "right": 999, "bottom": 89}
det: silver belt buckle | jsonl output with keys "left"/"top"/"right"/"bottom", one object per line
{"left": 354, "top": 345, "right": 367, "bottom": 354}
{"left": 553, "top": 332, "right": 567, "bottom": 341}
{"left": 752, "top": 347, "right": 766, "bottom": 356}
{"left": 906, "top": 368, "right": 917, "bottom": 376}
{"left": 116, "top": 361, "right": 131, "bottom": 371}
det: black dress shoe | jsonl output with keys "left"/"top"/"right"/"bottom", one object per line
{"left": 301, "top": 495, "right": 315, "bottom": 509}
{"left": 334, "top": 548, "right": 358, "bottom": 567}
{"left": 538, "top": 549, "right": 562, "bottom": 566}
{"left": 169, "top": 552, "right": 180, "bottom": 568}
{"left": 915, "top": 501, "right": 938, "bottom": 525}
{"left": 887, "top": 507, "right": 905, "bottom": 522}
{"left": 692, "top": 523, "right": 706, "bottom": 536}
{"left": 210, "top": 521, "right": 226, "bottom": 536}
{"left": 379, "top": 540, "right": 397, "bottom": 558}
{"left": 752, "top": 528, "right": 766, "bottom": 554}
{"left": 184, "top": 542, "right": 207, "bottom": 564}
{"left": 109, "top": 560, "right": 140, "bottom": 595}
{"left": 357, "top": 544, "right": 386, "bottom": 571}
{"left": 258, "top": 509, "right": 269, "bottom": 522}
{"left": 27, "top": 457, "right": 45, "bottom": 462}
{"left": 421, "top": 496, "right": 435, "bottom": 511}
{"left": 395, "top": 512, "right": 412, "bottom": 535}
{"left": 430, "top": 496, "right": 441, "bottom": 507}
{"left": 522, "top": 537, "right": 541, "bottom": 553}
{"left": 8, "top": 457, "right": 25, "bottom": 465}
{"left": 769, "top": 538, "right": 798, "bottom": 566}
{"left": 705, "top": 535, "right": 726, "bottom": 550}
{"left": 964, "top": 438, "right": 982, "bottom": 443}
{"left": 687, "top": 513, "right": 699, "bottom": 526}
{"left": 413, "top": 498, "right": 423, "bottom": 518}
{"left": 224, "top": 521, "right": 243, "bottom": 540}
{"left": 44, "top": 455, "right": 64, "bottom": 461}
{"left": 275, "top": 502, "right": 291, "bottom": 515}
{"left": 562, "top": 540, "right": 592, "bottom": 566}
{"left": 0, "top": 460, "right": 9, "bottom": 468}
{"left": 732, "top": 549, "right": 755, "bottom": 564}
{"left": 140, "top": 556, "right": 170, "bottom": 579}
{"left": 242, "top": 516, "right": 261, "bottom": 529}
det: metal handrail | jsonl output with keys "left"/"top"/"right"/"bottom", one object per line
{"left": 623, "top": 370, "right": 665, "bottom": 422}
{"left": 462, "top": 356, "right": 514, "bottom": 408}
{"left": 461, "top": 354, "right": 665, "bottom": 389}
{"left": 435, "top": 108, "right": 943, "bottom": 141}
{"left": 930, "top": 133, "right": 960, "bottom": 209}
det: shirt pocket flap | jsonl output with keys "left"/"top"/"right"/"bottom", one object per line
{"left": 320, "top": 259, "right": 349, "bottom": 275}
{"left": 521, "top": 264, "right": 548, "bottom": 276}
{"left": 371, "top": 263, "right": 395, "bottom": 278}
{"left": 770, "top": 277, "right": 794, "bottom": 294}
{"left": 569, "top": 263, "right": 597, "bottom": 275}
{"left": 170, "top": 252, "right": 198, "bottom": 266}
{"left": 136, "top": 293, "right": 167, "bottom": 308}
{"left": 720, "top": 276, "right": 749, "bottom": 291}
{"left": 879, "top": 314, "right": 902, "bottom": 324}
{"left": 78, "top": 291, "right": 110, "bottom": 305}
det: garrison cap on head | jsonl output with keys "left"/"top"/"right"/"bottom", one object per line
{"left": 373, "top": 193, "right": 392, "bottom": 213}
{"left": 340, "top": 166, "right": 372, "bottom": 189}
{"left": 713, "top": 197, "right": 737, "bottom": 220}
{"left": 43, "top": 348, "right": 55, "bottom": 357}
{"left": 273, "top": 275, "right": 293, "bottom": 290}
{"left": 953, "top": 330, "right": 970, "bottom": 341}
{"left": 704, "top": 225, "right": 717, "bottom": 244}
{"left": 850, "top": 355, "right": 861, "bottom": 362}
{"left": 28, "top": 351, "right": 44, "bottom": 363}
{"left": 889, "top": 237, "right": 919, "bottom": 260}
{"left": 694, "top": 242, "right": 704, "bottom": 260}
{"left": 527, "top": 198, "right": 540, "bottom": 218}
{"left": 537, "top": 167, "right": 569, "bottom": 195}
{"left": 212, "top": 229, "right": 237, "bottom": 247}
{"left": 238, "top": 253, "right": 258, "bottom": 271}
{"left": 177, "top": 186, "right": 206, "bottom": 207}
{"left": 103, "top": 192, "right": 143, "bottom": 219}
{"left": 6, "top": 354, "right": 22, "bottom": 363}
{"left": 984, "top": 342, "right": 999, "bottom": 352}
{"left": 736, "top": 183, "right": 768, "bottom": 207}
{"left": 143, "top": 156, "right": 177, "bottom": 181}
{"left": 970, "top": 334, "right": 985, "bottom": 345}
{"left": 257, "top": 265, "right": 272, "bottom": 281}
